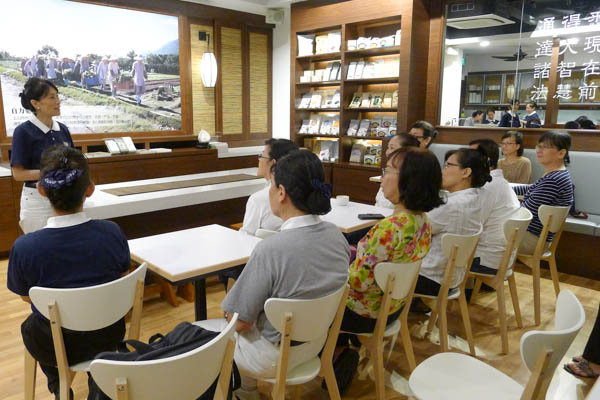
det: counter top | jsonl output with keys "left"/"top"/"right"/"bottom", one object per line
{"left": 84, "top": 168, "right": 264, "bottom": 220}
{"left": 0, "top": 166, "right": 10, "bottom": 178}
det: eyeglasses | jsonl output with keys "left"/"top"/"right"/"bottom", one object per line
{"left": 257, "top": 155, "right": 271, "bottom": 161}
{"left": 381, "top": 168, "right": 399, "bottom": 176}
{"left": 443, "top": 161, "right": 460, "bottom": 169}
{"left": 500, "top": 142, "right": 517, "bottom": 146}
{"left": 412, "top": 135, "right": 425, "bottom": 140}
{"left": 535, "top": 143, "right": 555, "bottom": 150}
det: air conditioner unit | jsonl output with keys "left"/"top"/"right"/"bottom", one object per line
{"left": 446, "top": 1, "right": 515, "bottom": 29}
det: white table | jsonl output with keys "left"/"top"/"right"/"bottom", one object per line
{"left": 322, "top": 199, "right": 393, "bottom": 233}
{"left": 129, "top": 224, "right": 261, "bottom": 320}
{"left": 84, "top": 168, "right": 265, "bottom": 220}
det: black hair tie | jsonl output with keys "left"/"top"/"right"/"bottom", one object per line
{"left": 311, "top": 179, "right": 331, "bottom": 198}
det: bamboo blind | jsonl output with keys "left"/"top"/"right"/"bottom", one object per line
{"left": 249, "top": 32, "right": 269, "bottom": 135}
{"left": 190, "top": 24, "right": 215, "bottom": 136}
{"left": 221, "top": 27, "right": 243, "bottom": 136}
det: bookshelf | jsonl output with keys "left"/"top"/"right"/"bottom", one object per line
{"left": 291, "top": 15, "right": 402, "bottom": 169}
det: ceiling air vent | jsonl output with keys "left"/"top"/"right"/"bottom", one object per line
{"left": 447, "top": 1, "right": 515, "bottom": 29}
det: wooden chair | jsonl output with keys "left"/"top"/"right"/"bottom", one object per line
{"left": 89, "top": 314, "right": 238, "bottom": 400}
{"left": 409, "top": 290, "right": 585, "bottom": 400}
{"left": 517, "top": 205, "right": 570, "bottom": 326}
{"left": 261, "top": 284, "right": 349, "bottom": 400}
{"left": 346, "top": 260, "right": 422, "bottom": 400}
{"left": 25, "top": 264, "right": 147, "bottom": 400}
{"left": 414, "top": 229, "right": 481, "bottom": 356}
{"left": 468, "top": 207, "right": 532, "bottom": 354}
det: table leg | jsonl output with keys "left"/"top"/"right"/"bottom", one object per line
{"left": 194, "top": 278, "right": 207, "bottom": 321}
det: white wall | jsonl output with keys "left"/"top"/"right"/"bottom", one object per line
{"left": 440, "top": 48, "right": 463, "bottom": 126}
{"left": 271, "top": 6, "right": 291, "bottom": 138}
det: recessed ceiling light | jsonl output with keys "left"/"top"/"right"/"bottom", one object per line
{"left": 480, "top": 40, "right": 490, "bottom": 47}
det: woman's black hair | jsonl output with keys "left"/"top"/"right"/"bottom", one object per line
{"left": 501, "top": 130, "right": 524, "bottom": 156}
{"left": 272, "top": 149, "right": 331, "bottom": 215}
{"left": 538, "top": 130, "right": 572, "bottom": 166}
{"left": 472, "top": 110, "right": 484, "bottom": 118}
{"left": 264, "top": 138, "right": 299, "bottom": 162}
{"left": 40, "top": 145, "right": 90, "bottom": 212}
{"left": 410, "top": 120, "right": 437, "bottom": 147}
{"left": 564, "top": 121, "right": 580, "bottom": 130}
{"left": 19, "top": 78, "right": 59, "bottom": 115}
{"left": 445, "top": 148, "right": 492, "bottom": 188}
{"left": 526, "top": 101, "right": 537, "bottom": 109}
{"left": 575, "top": 116, "right": 597, "bottom": 130}
{"left": 469, "top": 138, "right": 499, "bottom": 169}
{"left": 388, "top": 147, "right": 444, "bottom": 212}
{"left": 394, "top": 132, "right": 420, "bottom": 148}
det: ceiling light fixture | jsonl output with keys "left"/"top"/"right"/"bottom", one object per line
{"left": 199, "top": 32, "right": 217, "bottom": 88}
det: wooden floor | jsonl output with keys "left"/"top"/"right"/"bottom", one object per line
{"left": 1, "top": 258, "right": 598, "bottom": 400}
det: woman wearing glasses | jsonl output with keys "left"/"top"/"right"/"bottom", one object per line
{"left": 240, "top": 138, "right": 298, "bottom": 236}
{"left": 498, "top": 131, "right": 531, "bottom": 184}
{"left": 512, "top": 131, "right": 573, "bottom": 255}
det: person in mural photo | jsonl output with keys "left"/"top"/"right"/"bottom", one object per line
{"left": 96, "top": 56, "right": 108, "bottom": 91}
{"left": 108, "top": 56, "right": 120, "bottom": 97}
{"left": 11, "top": 78, "right": 74, "bottom": 234}
{"left": 131, "top": 55, "right": 147, "bottom": 105}
{"left": 80, "top": 55, "right": 90, "bottom": 88}
{"left": 46, "top": 55, "right": 57, "bottom": 81}
{"left": 36, "top": 54, "right": 46, "bottom": 78}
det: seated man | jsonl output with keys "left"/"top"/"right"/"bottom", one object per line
{"left": 197, "top": 150, "right": 350, "bottom": 400}
{"left": 7, "top": 145, "right": 130, "bottom": 400}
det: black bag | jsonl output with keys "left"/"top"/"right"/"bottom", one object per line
{"left": 88, "top": 322, "right": 240, "bottom": 400}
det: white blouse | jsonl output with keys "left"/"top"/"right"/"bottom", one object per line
{"left": 240, "top": 182, "right": 283, "bottom": 236}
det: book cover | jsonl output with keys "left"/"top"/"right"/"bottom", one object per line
{"left": 331, "top": 90, "right": 341, "bottom": 108}
{"left": 332, "top": 117, "right": 340, "bottom": 135}
{"left": 347, "top": 62, "right": 357, "bottom": 80}
{"left": 329, "top": 62, "right": 341, "bottom": 81}
{"left": 299, "top": 119, "right": 310, "bottom": 134}
{"left": 357, "top": 36, "right": 370, "bottom": 49}
{"left": 297, "top": 34, "right": 315, "bottom": 56}
{"left": 322, "top": 90, "right": 334, "bottom": 108}
{"left": 299, "top": 93, "right": 312, "bottom": 108}
{"left": 371, "top": 92, "right": 384, "bottom": 108}
{"left": 370, "top": 119, "right": 382, "bottom": 136}
{"left": 349, "top": 143, "right": 365, "bottom": 163}
{"left": 347, "top": 119, "right": 360, "bottom": 136}
{"left": 392, "top": 90, "right": 399, "bottom": 108}
{"left": 336, "top": 66, "right": 342, "bottom": 80}
{"left": 347, "top": 40, "right": 357, "bottom": 51}
{"left": 315, "top": 34, "right": 329, "bottom": 54}
{"left": 357, "top": 119, "right": 370, "bottom": 136}
{"left": 327, "top": 32, "right": 341, "bottom": 53}
{"left": 309, "top": 92, "right": 322, "bottom": 108}
{"left": 360, "top": 93, "right": 373, "bottom": 108}
{"left": 313, "top": 69, "right": 324, "bottom": 82}
{"left": 320, "top": 118, "right": 332, "bottom": 135}
{"left": 308, "top": 116, "right": 321, "bottom": 134}
{"left": 349, "top": 92, "right": 362, "bottom": 108}
{"left": 354, "top": 61, "right": 365, "bottom": 79}
{"left": 382, "top": 92, "right": 392, "bottom": 108}
{"left": 362, "top": 62, "right": 376, "bottom": 79}
{"left": 323, "top": 63, "right": 333, "bottom": 81}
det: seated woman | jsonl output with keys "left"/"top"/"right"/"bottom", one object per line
{"left": 408, "top": 120, "right": 437, "bottom": 149}
{"left": 512, "top": 131, "right": 573, "bottom": 255}
{"left": 240, "top": 138, "right": 298, "bottom": 236}
{"left": 343, "top": 147, "right": 443, "bottom": 333}
{"left": 7, "top": 145, "right": 130, "bottom": 399}
{"left": 416, "top": 148, "right": 491, "bottom": 296}
{"left": 498, "top": 131, "right": 532, "bottom": 184}
{"left": 196, "top": 150, "right": 350, "bottom": 400}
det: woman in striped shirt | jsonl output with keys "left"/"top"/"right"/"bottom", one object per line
{"left": 512, "top": 131, "right": 573, "bottom": 254}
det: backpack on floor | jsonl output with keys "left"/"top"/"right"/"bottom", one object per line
{"left": 88, "top": 321, "right": 240, "bottom": 400}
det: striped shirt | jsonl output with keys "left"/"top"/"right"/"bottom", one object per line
{"left": 513, "top": 170, "right": 573, "bottom": 241}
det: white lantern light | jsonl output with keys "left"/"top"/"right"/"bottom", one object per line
{"left": 201, "top": 52, "right": 217, "bottom": 88}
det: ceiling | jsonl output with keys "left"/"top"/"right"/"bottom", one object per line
{"left": 181, "top": 0, "right": 304, "bottom": 15}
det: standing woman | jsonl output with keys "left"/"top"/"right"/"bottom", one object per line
{"left": 498, "top": 131, "right": 532, "bottom": 184}
{"left": 11, "top": 78, "right": 74, "bottom": 233}
{"left": 131, "top": 55, "right": 147, "bottom": 105}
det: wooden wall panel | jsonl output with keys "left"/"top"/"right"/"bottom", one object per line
{"left": 332, "top": 164, "right": 380, "bottom": 204}
{"left": 0, "top": 177, "right": 18, "bottom": 254}
{"left": 190, "top": 23, "right": 216, "bottom": 136}
{"left": 221, "top": 27, "right": 244, "bottom": 136}
{"left": 249, "top": 32, "right": 269, "bottom": 135}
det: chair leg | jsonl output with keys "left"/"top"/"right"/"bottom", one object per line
{"left": 532, "top": 261, "right": 541, "bottom": 326}
{"left": 438, "top": 303, "right": 449, "bottom": 353}
{"left": 24, "top": 348, "right": 37, "bottom": 400}
{"left": 371, "top": 340, "right": 386, "bottom": 400}
{"left": 470, "top": 279, "right": 482, "bottom": 304}
{"left": 457, "top": 293, "right": 475, "bottom": 356}
{"left": 427, "top": 307, "right": 438, "bottom": 335}
{"left": 507, "top": 274, "right": 523, "bottom": 329}
{"left": 322, "top": 361, "right": 341, "bottom": 400}
{"left": 400, "top": 323, "right": 417, "bottom": 372}
{"left": 547, "top": 256, "right": 561, "bottom": 297}
{"left": 497, "top": 283, "right": 509, "bottom": 355}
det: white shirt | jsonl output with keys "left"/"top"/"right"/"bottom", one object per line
{"left": 240, "top": 182, "right": 283, "bottom": 236}
{"left": 45, "top": 212, "right": 91, "bottom": 229}
{"left": 476, "top": 169, "right": 520, "bottom": 268}
{"left": 374, "top": 187, "right": 394, "bottom": 209}
{"left": 280, "top": 214, "right": 321, "bottom": 231}
{"left": 422, "top": 188, "right": 483, "bottom": 288}
{"left": 30, "top": 115, "right": 60, "bottom": 133}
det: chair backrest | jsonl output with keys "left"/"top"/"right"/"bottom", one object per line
{"left": 264, "top": 284, "right": 347, "bottom": 342}
{"left": 521, "top": 290, "right": 585, "bottom": 374}
{"left": 499, "top": 208, "right": 533, "bottom": 273}
{"left": 439, "top": 227, "right": 482, "bottom": 291}
{"left": 255, "top": 228, "right": 277, "bottom": 239}
{"left": 374, "top": 261, "right": 423, "bottom": 300}
{"left": 538, "top": 205, "right": 570, "bottom": 234}
{"left": 90, "top": 314, "right": 238, "bottom": 400}
{"left": 29, "top": 264, "right": 147, "bottom": 331}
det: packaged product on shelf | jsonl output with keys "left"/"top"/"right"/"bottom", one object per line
{"left": 392, "top": 90, "right": 399, "bottom": 108}
{"left": 320, "top": 118, "right": 332, "bottom": 135}
{"left": 381, "top": 116, "right": 395, "bottom": 130}
{"left": 382, "top": 92, "right": 393, "bottom": 108}
{"left": 370, "top": 119, "right": 382, "bottom": 136}
{"left": 332, "top": 117, "right": 340, "bottom": 135}
{"left": 323, "top": 90, "right": 335, "bottom": 108}
{"left": 389, "top": 120, "right": 398, "bottom": 137}
{"left": 349, "top": 92, "right": 362, "bottom": 108}
{"left": 336, "top": 66, "right": 342, "bottom": 80}
{"left": 368, "top": 145, "right": 382, "bottom": 156}
{"left": 315, "top": 34, "right": 329, "bottom": 54}
{"left": 327, "top": 32, "right": 341, "bottom": 53}
{"left": 299, "top": 93, "right": 312, "bottom": 108}
{"left": 363, "top": 154, "right": 379, "bottom": 165}
{"left": 347, "top": 62, "right": 357, "bottom": 80}
{"left": 371, "top": 93, "right": 384, "bottom": 108}
{"left": 354, "top": 61, "right": 366, "bottom": 79}
{"left": 313, "top": 69, "right": 324, "bottom": 82}
{"left": 349, "top": 143, "right": 365, "bottom": 163}
{"left": 347, "top": 119, "right": 360, "bottom": 136}
{"left": 297, "top": 34, "right": 315, "bottom": 56}
{"left": 362, "top": 61, "right": 376, "bottom": 79}
{"left": 299, "top": 120, "right": 310, "bottom": 134}
{"left": 324, "top": 63, "right": 333, "bottom": 81}
{"left": 380, "top": 35, "right": 395, "bottom": 47}
{"left": 360, "top": 93, "right": 373, "bottom": 108}
{"left": 318, "top": 140, "right": 336, "bottom": 161}
{"left": 376, "top": 126, "right": 389, "bottom": 137}
{"left": 331, "top": 90, "right": 341, "bottom": 108}
{"left": 300, "top": 75, "right": 310, "bottom": 83}
{"left": 347, "top": 40, "right": 357, "bottom": 51}
{"left": 369, "top": 37, "right": 380, "bottom": 48}
{"left": 357, "top": 37, "right": 370, "bottom": 49}
{"left": 329, "top": 62, "right": 341, "bottom": 81}
{"left": 357, "top": 119, "right": 370, "bottom": 136}
{"left": 309, "top": 92, "right": 322, "bottom": 108}
{"left": 308, "top": 115, "right": 321, "bottom": 134}
{"left": 395, "top": 30, "right": 401, "bottom": 46}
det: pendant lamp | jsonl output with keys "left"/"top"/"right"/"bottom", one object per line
{"left": 199, "top": 32, "right": 217, "bottom": 88}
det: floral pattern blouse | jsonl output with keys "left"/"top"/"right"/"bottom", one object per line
{"left": 346, "top": 212, "right": 432, "bottom": 319}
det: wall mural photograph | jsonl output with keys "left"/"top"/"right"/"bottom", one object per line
{"left": 0, "top": 0, "right": 181, "bottom": 136}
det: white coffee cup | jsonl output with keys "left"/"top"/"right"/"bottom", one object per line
{"left": 336, "top": 195, "right": 350, "bottom": 206}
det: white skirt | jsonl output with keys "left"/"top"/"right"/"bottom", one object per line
{"left": 19, "top": 186, "right": 53, "bottom": 234}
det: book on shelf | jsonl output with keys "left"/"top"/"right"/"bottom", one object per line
{"left": 309, "top": 92, "right": 322, "bottom": 108}
{"left": 308, "top": 115, "right": 321, "bottom": 134}
{"left": 370, "top": 119, "right": 382, "bottom": 136}
{"left": 382, "top": 92, "right": 393, "bottom": 108}
{"left": 395, "top": 30, "right": 401, "bottom": 46}
{"left": 328, "top": 32, "right": 341, "bottom": 53}
{"left": 347, "top": 119, "right": 360, "bottom": 136}
{"left": 331, "top": 90, "right": 340, "bottom": 108}
{"left": 362, "top": 61, "right": 377, "bottom": 79}
{"left": 354, "top": 61, "right": 365, "bottom": 79}
{"left": 389, "top": 121, "right": 397, "bottom": 136}
{"left": 349, "top": 143, "right": 365, "bottom": 163}
{"left": 336, "top": 65, "right": 342, "bottom": 80}
{"left": 323, "top": 90, "right": 335, "bottom": 108}
{"left": 316, "top": 140, "right": 338, "bottom": 162}
{"left": 357, "top": 37, "right": 370, "bottom": 49}
{"left": 320, "top": 118, "right": 332, "bottom": 135}
{"left": 299, "top": 76, "right": 310, "bottom": 83}
{"left": 297, "top": 34, "right": 314, "bottom": 56}
{"left": 392, "top": 90, "right": 398, "bottom": 108}
{"left": 313, "top": 69, "right": 324, "bottom": 82}
{"left": 357, "top": 119, "right": 370, "bottom": 136}
{"left": 329, "top": 62, "right": 341, "bottom": 81}
{"left": 299, "top": 119, "right": 310, "bottom": 134}
{"left": 380, "top": 35, "right": 395, "bottom": 47}
{"left": 332, "top": 116, "right": 340, "bottom": 135}
{"left": 360, "top": 93, "right": 373, "bottom": 108}
{"left": 299, "top": 93, "right": 312, "bottom": 108}
{"left": 315, "top": 34, "right": 329, "bottom": 54}
{"left": 324, "top": 63, "right": 333, "bottom": 82}
{"left": 371, "top": 92, "right": 384, "bottom": 108}
{"left": 376, "top": 126, "right": 389, "bottom": 137}
{"left": 347, "top": 62, "right": 357, "bottom": 80}
{"left": 349, "top": 92, "right": 362, "bottom": 108}
{"left": 380, "top": 59, "right": 399, "bottom": 77}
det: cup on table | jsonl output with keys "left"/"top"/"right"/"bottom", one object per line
{"left": 336, "top": 195, "right": 349, "bottom": 206}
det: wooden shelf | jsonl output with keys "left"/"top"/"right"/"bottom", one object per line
{"left": 295, "top": 108, "right": 340, "bottom": 112}
{"left": 296, "top": 81, "right": 341, "bottom": 87}
{"left": 344, "top": 135, "right": 388, "bottom": 140}
{"left": 345, "top": 77, "right": 398, "bottom": 85}
{"left": 338, "top": 161, "right": 381, "bottom": 170}
{"left": 344, "top": 107, "right": 397, "bottom": 112}
{"left": 296, "top": 133, "right": 341, "bottom": 138}
{"left": 344, "top": 46, "right": 400, "bottom": 57}
{"left": 296, "top": 52, "right": 341, "bottom": 62}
